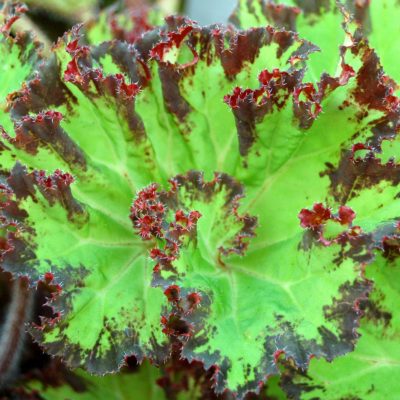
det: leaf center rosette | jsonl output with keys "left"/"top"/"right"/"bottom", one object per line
{"left": 131, "top": 171, "right": 371, "bottom": 397}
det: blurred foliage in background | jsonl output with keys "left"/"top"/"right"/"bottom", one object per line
{"left": 9, "top": 0, "right": 184, "bottom": 45}
{"left": 9, "top": 0, "right": 238, "bottom": 45}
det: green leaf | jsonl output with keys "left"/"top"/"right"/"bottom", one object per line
{"left": 2, "top": 20, "right": 316, "bottom": 376}
{"left": 0, "top": 3, "right": 41, "bottom": 135}
{"left": 132, "top": 5, "right": 400, "bottom": 396}
{"left": 0, "top": 1, "right": 399, "bottom": 398}
{"left": 281, "top": 252, "right": 400, "bottom": 399}
{"left": 230, "top": 0, "right": 345, "bottom": 80}
{"left": 234, "top": 0, "right": 400, "bottom": 85}
{"left": 1, "top": 31, "right": 170, "bottom": 372}
{"left": 359, "top": 0, "right": 400, "bottom": 84}
{"left": 132, "top": 171, "right": 373, "bottom": 398}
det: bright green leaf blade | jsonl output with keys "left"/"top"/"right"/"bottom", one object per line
{"left": 136, "top": 21, "right": 318, "bottom": 180}
{"left": 282, "top": 253, "right": 400, "bottom": 399}
{"left": 0, "top": 4, "right": 40, "bottom": 135}
{"left": 132, "top": 7, "right": 400, "bottom": 397}
{"left": 230, "top": 0, "right": 345, "bottom": 80}
{"left": 362, "top": 0, "right": 400, "bottom": 84}
{"left": 132, "top": 171, "right": 373, "bottom": 397}
{"left": 0, "top": 33, "right": 169, "bottom": 372}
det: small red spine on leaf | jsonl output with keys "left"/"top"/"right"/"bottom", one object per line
{"left": 298, "top": 203, "right": 332, "bottom": 229}
{"left": 36, "top": 170, "right": 74, "bottom": 191}
{"left": 114, "top": 73, "right": 141, "bottom": 99}
{"left": 64, "top": 58, "right": 83, "bottom": 84}
{"left": 44, "top": 272, "right": 54, "bottom": 283}
{"left": 337, "top": 206, "right": 356, "bottom": 225}
{"left": 186, "top": 292, "right": 201, "bottom": 312}
{"left": 149, "top": 23, "right": 198, "bottom": 68}
{"left": 273, "top": 349, "right": 285, "bottom": 365}
{"left": 130, "top": 184, "right": 165, "bottom": 240}
{"left": 161, "top": 313, "right": 192, "bottom": 337}
{"left": 351, "top": 143, "right": 372, "bottom": 160}
{"left": 150, "top": 25, "right": 194, "bottom": 61}
{"left": 164, "top": 285, "right": 181, "bottom": 303}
